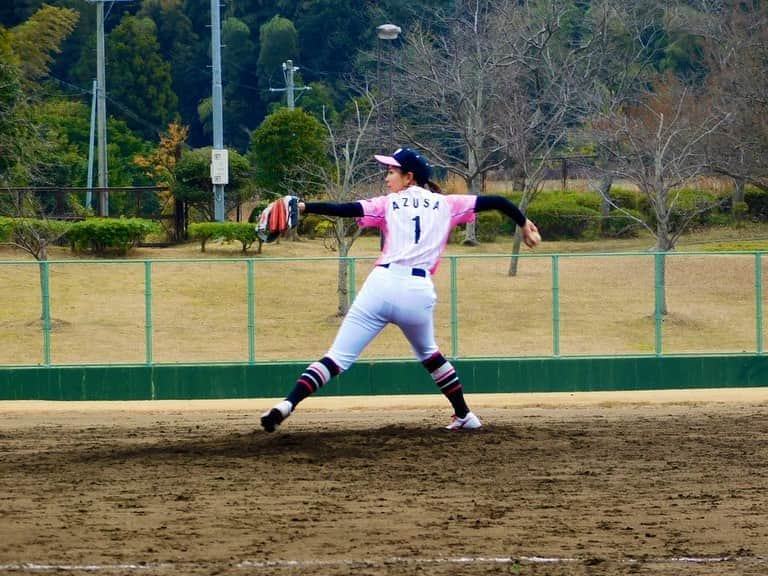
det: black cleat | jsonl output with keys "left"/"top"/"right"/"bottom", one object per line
{"left": 260, "top": 408, "right": 285, "bottom": 433}
{"left": 260, "top": 400, "right": 293, "bottom": 433}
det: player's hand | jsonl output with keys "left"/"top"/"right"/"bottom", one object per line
{"left": 521, "top": 219, "right": 541, "bottom": 248}
{"left": 298, "top": 201, "right": 306, "bottom": 213}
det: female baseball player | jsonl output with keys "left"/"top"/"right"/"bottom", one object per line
{"left": 261, "top": 147, "right": 540, "bottom": 432}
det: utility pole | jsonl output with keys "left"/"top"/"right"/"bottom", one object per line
{"left": 86, "top": 79, "right": 97, "bottom": 211}
{"left": 95, "top": 0, "right": 108, "bottom": 216}
{"left": 86, "top": 0, "right": 132, "bottom": 217}
{"left": 210, "top": 0, "right": 226, "bottom": 222}
{"left": 270, "top": 60, "right": 311, "bottom": 110}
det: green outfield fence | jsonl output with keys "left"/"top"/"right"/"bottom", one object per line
{"left": 2, "top": 252, "right": 768, "bottom": 399}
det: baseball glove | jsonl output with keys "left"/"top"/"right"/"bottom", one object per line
{"left": 256, "top": 195, "right": 300, "bottom": 243}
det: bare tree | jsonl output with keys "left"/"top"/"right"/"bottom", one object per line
{"left": 0, "top": 193, "right": 70, "bottom": 321}
{"left": 591, "top": 74, "right": 730, "bottom": 314}
{"left": 392, "top": 0, "right": 605, "bottom": 260}
{"left": 391, "top": 0, "right": 523, "bottom": 245}
{"left": 495, "top": 1, "right": 606, "bottom": 274}
{"left": 692, "top": 2, "right": 768, "bottom": 197}
{"left": 300, "top": 93, "right": 379, "bottom": 316}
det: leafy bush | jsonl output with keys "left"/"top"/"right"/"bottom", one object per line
{"left": 600, "top": 208, "right": 644, "bottom": 238}
{"left": 68, "top": 218, "right": 160, "bottom": 256}
{"left": 526, "top": 203, "right": 597, "bottom": 240}
{"left": 297, "top": 214, "right": 324, "bottom": 238}
{"left": 524, "top": 192, "right": 602, "bottom": 240}
{"left": 476, "top": 210, "right": 503, "bottom": 242}
{"left": 0, "top": 217, "right": 12, "bottom": 242}
{"left": 188, "top": 221, "right": 260, "bottom": 253}
{"left": 0, "top": 217, "right": 72, "bottom": 259}
{"left": 313, "top": 219, "right": 335, "bottom": 238}
{"left": 744, "top": 187, "right": 768, "bottom": 221}
{"left": 608, "top": 188, "right": 652, "bottom": 218}
{"left": 663, "top": 188, "right": 727, "bottom": 231}
{"left": 0, "top": 217, "right": 71, "bottom": 242}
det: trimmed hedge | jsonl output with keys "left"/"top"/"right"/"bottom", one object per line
{"left": 188, "top": 222, "right": 259, "bottom": 253}
{"left": 68, "top": 218, "right": 160, "bottom": 256}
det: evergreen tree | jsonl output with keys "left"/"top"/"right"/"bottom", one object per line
{"left": 10, "top": 3, "right": 79, "bottom": 89}
{"left": 107, "top": 15, "right": 178, "bottom": 139}
{"left": 249, "top": 108, "right": 328, "bottom": 198}
{"left": 257, "top": 15, "right": 299, "bottom": 96}
{"left": 0, "top": 27, "right": 23, "bottom": 182}
{"left": 138, "top": 0, "right": 208, "bottom": 146}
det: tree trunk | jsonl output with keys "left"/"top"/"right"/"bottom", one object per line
{"left": 512, "top": 165, "right": 525, "bottom": 194}
{"left": 462, "top": 174, "right": 482, "bottom": 246}
{"left": 733, "top": 177, "right": 746, "bottom": 220}
{"left": 507, "top": 195, "right": 531, "bottom": 277}
{"left": 599, "top": 174, "right": 613, "bottom": 218}
{"left": 507, "top": 228, "right": 523, "bottom": 277}
{"left": 336, "top": 219, "right": 350, "bottom": 317}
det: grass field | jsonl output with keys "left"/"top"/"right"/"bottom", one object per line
{"left": 3, "top": 222, "right": 768, "bottom": 365}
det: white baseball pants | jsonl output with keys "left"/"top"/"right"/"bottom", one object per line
{"left": 327, "top": 263, "right": 439, "bottom": 371}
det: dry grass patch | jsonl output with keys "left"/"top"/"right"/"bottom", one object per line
{"left": 2, "top": 227, "right": 768, "bottom": 365}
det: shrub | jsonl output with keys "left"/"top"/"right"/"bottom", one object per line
{"left": 298, "top": 214, "right": 323, "bottom": 238}
{"left": 526, "top": 203, "right": 597, "bottom": 240}
{"left": 744, "top": 187, "right": 768, "bottom": 221}
{"left": 608, "top": 188, "right": 652, "bottom": 218}
{"left": 187, "top": 222, "right": 221, "bottom": 252}
{"left": 663, "top": 188, "right": 726, "bottom": 231}
{"left": 0, "top": 217, "right": 12, "bottom": 242}
{"left": 476, "top": 210, "right": 503, "bottom": 242}
{"left": 600, "top": 208, "right": 644, "bottom": 238}
{"left": 188, "top": 222, "right": 260, "bottom": 253}
{"left": 68, "top": 218, "right": 160, "bottom": 256}
{"left": 524, "top": 192, "right": 602, "bottom": 240}
{"left": 313, "top": 220, "right": 334, "bottom": 238}
{"left": 733, "top": 200, "right": 749, "bottom": 222}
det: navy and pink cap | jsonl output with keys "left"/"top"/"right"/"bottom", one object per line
{"left": 374, "top": 147, "right": 432, "bottom": 186}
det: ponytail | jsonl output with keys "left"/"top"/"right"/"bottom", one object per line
{"left": 425, "top": 180, "right": 443, "bottom": 194}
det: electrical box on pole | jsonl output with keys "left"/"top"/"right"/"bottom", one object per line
{"left": 210, "top": 149, "right": 229, "bottom": 185}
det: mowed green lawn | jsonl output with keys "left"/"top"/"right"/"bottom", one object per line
{"left": 3, "top": 222, "right": 768, "bottom": 366}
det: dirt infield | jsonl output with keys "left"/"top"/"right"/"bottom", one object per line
{"left": 1, "top": 390, "right": 767, "bottom": 575}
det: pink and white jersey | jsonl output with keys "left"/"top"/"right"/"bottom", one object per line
{"left": 357, "top": 186, "right": 476, "bottom": 274}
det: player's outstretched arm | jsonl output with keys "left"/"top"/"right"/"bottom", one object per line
{"left": 475, "top": 195, "right": 540, "bottom": 248}
{"left": 299, "top": 201, "right": 364, "bottom": 217}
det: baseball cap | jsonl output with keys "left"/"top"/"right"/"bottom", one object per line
{"left": 374, "top": 147, "right": 432, "bottom": 186}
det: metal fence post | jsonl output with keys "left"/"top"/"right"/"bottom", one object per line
{"left": 450, "top": 256, "right": 458, "bottom": 359}
{"left": 552, "top": 255, "right": 560, "bottom": 357}
{"left": 654, "top": 253, "right": 663, "bottom": 356}
{"left": 40, "top": 261, "right": 51, "bottom": 367}
{"left": 756, "top": 253, "right": 763, "bottom": 354}
{"left": 247, "top": 259, "right": 255, "bottom": 363}
{"left": 144, "top": 261, "right": 153, "bottom": 365}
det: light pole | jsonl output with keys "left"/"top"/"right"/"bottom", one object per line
{"left": 376, "top": 24, "right": 401, "bottom": 150}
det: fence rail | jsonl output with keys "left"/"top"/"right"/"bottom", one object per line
{"left": 1, "top": 252, "right": 765, "bottom": 367}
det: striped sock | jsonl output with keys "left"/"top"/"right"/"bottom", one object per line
{"left": 286, "top": 356, "right": 340, "bottom": 408}
{"left": 422, "top": 352, "right": 469, "bottom": 418}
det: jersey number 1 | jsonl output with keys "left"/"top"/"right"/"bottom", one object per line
{"left": 412, "top": 216, "right": 421, "bottom": 244}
